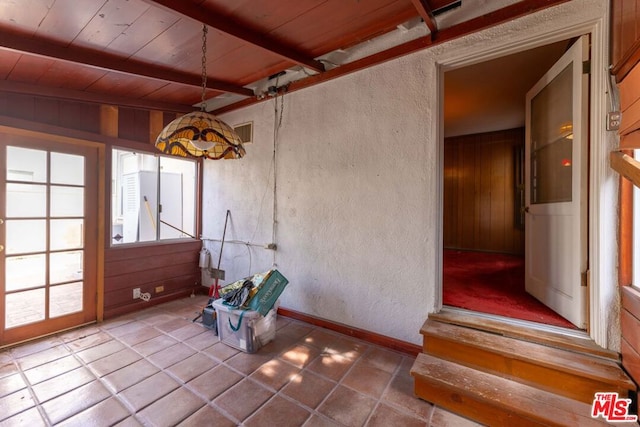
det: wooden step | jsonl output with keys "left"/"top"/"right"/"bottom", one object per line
{"left": 429, "top": 308, "right": 619, "bottom": 361}
{"left": 420, "top": 319, "right": 635, "bottom": 404}
{"left": 411, "top": 353, "right": 616, "bottom": 427}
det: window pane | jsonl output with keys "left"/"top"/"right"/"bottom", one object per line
{"left": 6, "top": 219, "right": 46, "bottom": 254}
{"left": 50, "top": 251, "right": 83, "bottom": 284}
{"left": 6, "top": 254, "right": 46, "bottom": 291}
{"left": 6, "top": 288, "right": 46, "bottom": 328}
{"left": 50, "top": 219, "right": 83, "bottom": 250}
{"left": 51, "top": 186, "right": 84, "bottom": 217}
{"left": 7, "top": 183, "right": 46, "bottom": 217}
{"left": 7, "top": 146, "right": 47, "bottom": 182}
{"left": 51, "top": 152, "right": 84, "bottom": 185}
{"left": 50, "top": 282, "right": 83, "bottom": 318}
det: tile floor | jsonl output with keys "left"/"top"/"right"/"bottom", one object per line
{"left": 0, "top": 295, "right": 481, "bottom": 427}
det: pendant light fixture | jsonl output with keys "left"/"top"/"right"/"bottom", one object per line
{"left": 155, "top": 25, "right": 246, "bottom": 160}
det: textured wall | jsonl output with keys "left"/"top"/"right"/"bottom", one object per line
{"left": 203, "top": 0, "right": 612, "bottom": 346}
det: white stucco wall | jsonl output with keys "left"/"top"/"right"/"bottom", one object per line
{"left": 203, "top": 0, "right": 615, "bottom": 347}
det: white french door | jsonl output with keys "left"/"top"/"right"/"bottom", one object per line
{"left": 0, "top": 136, "right": 98, "bottom": 346}
{"left": 524, "top": 35, "right": 589, "bottom": 329}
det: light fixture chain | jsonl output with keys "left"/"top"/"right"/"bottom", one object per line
{"left": 201, "top": 24, "right": 208, "bottom": 110}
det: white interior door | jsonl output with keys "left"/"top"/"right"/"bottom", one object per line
{"left": 524, "top": 35, "right": 589, "bottom": 329}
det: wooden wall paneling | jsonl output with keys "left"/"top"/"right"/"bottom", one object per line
{"left": 621, "top": 338, "right": 640, "bottom": 390}
{"left": 611, "top": 0, "right": 640, "bottom": 81}
{"left": 118, "top": 107, "right": 151, "bottom": 143}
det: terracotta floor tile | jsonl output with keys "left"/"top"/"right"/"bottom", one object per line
{"left": 117, "top": 326, "right": 162, "bottom": 346}
{"left": 281, "top": 370, "right": 336, "bottom": 409}
{"left": 88, "top": 348, "right": 142, "bottom": 377}
{"left": 302, "top": 415, "right": 342, "bottom": 427}
{"left": 169, "top": 323, "right": 210, "bottom": 341}
{"left": 107, "top": 320, "right": 148, "bottom": 338}
{"left": 214, "top": 378, "right": 274, "bottom": 422}
{"left": 318, "top": 385, "right": 376, "bottom": 427}
{"left": 244, "top": 395, "right": 311, "bottom": 427}
{"left": 383, "top": 366, "right": 433, "bottom": 419}
{"left": 64, "top": 330, "right": 113, "bottom": 352}
{"left": 114, "top": 416, "right": 144, "bottom": 427}
{"left": 0, "top": 373, "right": 27, "bottom": 397}
{"left": 58, "top": 326, "right": 101, "bottom": 344}
{"left": 147, "top": 343, "right": 196, "bottom": 369}
{"left": 41, "top": 380, "right": 111, "bottom": 424}
{"left": 15, "top": 345, "right": 70, "bottom": 370}
{"left": 166, "top": 353, "right": 217, "bottom": 383}
{"left": 202, "top": 341, "right": 240, "bottom": 361}
{"left": 137, "top": 312, "right": 176, "bottom": 325}
{"left": 249, "top": 358, "right": 300, "bottom": 390}
{"left": 118, "top": 372, "right": 180, "bottom": 412}
{"left": 430, "top": 406, "right": 484, "bottom": 427}
{"left": 177, "top": 404, "right": 236, "bottom": 427}
{"left": 132, "top": 334, "right": 178, "bottom": 357}
{"left": 184, "top": 330, "right": 220, "bottom": 350}
{"left": 277, "top": 321, "right": 314, "bottom": 341}
{"left": 306, "top": 352, "right": 356, "bottom": 382}
{"left": 359, "top": 347, "right": 405, "bottom": 374}
{"left": 101, "top": 316, "right": 137, "bottom": 330}
{"left": 342, "top": 360, "right": 393, "bottom": 398}
{"left": 102, "top": 359, "right": 159, "bottom": 392}
{"left": 31, "top": 367, "right": 95, "bottom": 403}
{"left": 9, "top": 337, "right": 63, "bottom": 359}
{"left": 0, "top": 388, "right": 36, "bottom": 422}
{"left": 280, "top": 344, "right": 322, "bottom": 369}
{"left": 23, "top": 354, "right": 82, "bottom": 385}
{"left": 155, "top": 317, "right": 192, "bottom": 333}
{"left": 367, "top": 403, "right": 428, "bottom": 426}
{"left": 0, "top": 406, "right": 46, "bottom": 427}
{"left": 187, "top": 365, "right": 243, "bottom": 401}
{"left": 225, "top": 351, "right": 272, "bottom": 375}
{"left": 137, "top": 387, "right": 206, "bottom": 427}
{"left": 76, "top": 339, "right": 125, "bottom": 364}
{"left": 56, "top": 396, "right": 130, "bottom": 427}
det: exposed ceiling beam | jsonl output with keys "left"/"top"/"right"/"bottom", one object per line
{"left": 147, "top": 0, "right": 326, "bottom": 73}
{"left": 0, "top": 80, "right": 193, "bottom": 114}
{"left": 214, "top": 0, "right": 571, "bottom": 116}
{"left": 0, "top": 30, "right": 254, "bottom": 97}
{"left": 410, "top": 0, "right": 438, "bottom": 35}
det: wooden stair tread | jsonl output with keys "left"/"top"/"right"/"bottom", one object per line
{"left": 411, "top": 353, "right": 614, "bottom": 426}
{"left": 429, "top": 308, "right": 618, "bottom": 360}
{"left": 421, "top": 319, "right": 635, "bottom": 390}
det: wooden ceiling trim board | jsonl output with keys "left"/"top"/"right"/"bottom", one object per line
{"left": 146, "top": 0, "right": 326, "bottom": 73}
{"left": 410, "top": 0, "right": 439, "bottom": 35}
{"left": 214, "top": 0, "right": 569, "bottom": 115}
{"left": 0, "top": 32, "right": 254, "bottom": 97}
{"left": 0, "top": 80, "right": 193, "bottom": 114}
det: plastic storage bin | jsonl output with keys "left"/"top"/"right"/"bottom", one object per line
{"left": 212, "top": 299, "right": 279, "bottom": 353}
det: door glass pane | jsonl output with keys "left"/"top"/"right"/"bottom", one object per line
{"left": 7, "top": 147, "right": 47, "bottom": 182}
{"left": 6, "top": 289, "right": 46, "bottom": 328}
{"left": 530, "top": 64, "right": 573, "bottom": 204}
{"left": 50, "top": 251, "right": 83, "bottom": 284}
{"left": 6, "top": 183, "right": 46, "bottom": 217}
{"left": 50, "top": 219, "right": 83, "bottom": 250}
{"left": 51, "top": 152, "right": 84, "bottom": 185}
{"left": 50, "top": 282, "right": 83, "bottom": 318}
{"left": 6, "top": 219, "right": 46, "bottom": 254}
{"left": 6, "top": 254, "right": 46, "bottom": 291}
{"left": 51, "top": 186, "right": 84, "bottom": 217}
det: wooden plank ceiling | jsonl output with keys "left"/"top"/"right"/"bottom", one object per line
{"left": 0, "top": 0, "right": 569, "bottom": 114}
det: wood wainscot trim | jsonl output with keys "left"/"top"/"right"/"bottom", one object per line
{"left": 277, "top": 307, "right": 422, "bottom": 356}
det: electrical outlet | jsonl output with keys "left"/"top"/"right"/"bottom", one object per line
{"left": 155, "top": 285, "right": 164, "bottom": 293}
{"left": 133, "top": 288, "right": 141, "bottom": 299}
{"left": 607, "top": 111, "right": 621, "bottom": 131}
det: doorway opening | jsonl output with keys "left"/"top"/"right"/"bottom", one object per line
{"left": 442, "top": 37, "right": 586, "bottom": 330}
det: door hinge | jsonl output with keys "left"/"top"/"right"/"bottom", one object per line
{"left": 581, "top": 269, "right": 590, "bottom": 287}
{"left": 582, "top": 60, "right": 591, "bottom": 74}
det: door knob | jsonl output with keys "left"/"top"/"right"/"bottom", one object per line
{"left": 0, "top": 244, "right": 4, "bottom": 252}
{"left": 522, "top": 206, "right": 530, "bottom": 214}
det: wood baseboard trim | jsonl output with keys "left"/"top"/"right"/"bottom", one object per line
{"left": 103, "top": 287, "right": 203, "bottom": 320}
{"left": 277, "top": 307, "right": 421, "bottom": 356}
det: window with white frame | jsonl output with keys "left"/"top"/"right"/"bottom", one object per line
{"left": 111, "top": 148, "right": 197, "bottom": 245}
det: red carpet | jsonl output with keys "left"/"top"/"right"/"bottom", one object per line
{"left": 443, "top": 250, "right": 577, "bottom": 329}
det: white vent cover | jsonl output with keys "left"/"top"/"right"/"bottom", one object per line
{"left": 233, "top": 122, "right": 253, "bottom": 144}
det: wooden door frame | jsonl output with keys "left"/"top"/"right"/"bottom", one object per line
{"left": 435, "top": 13, "right": 613, "bottom": 347}
{"left": 0, "top": 118, "right": 106, "bottom": 333}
